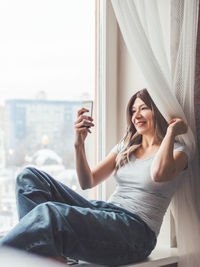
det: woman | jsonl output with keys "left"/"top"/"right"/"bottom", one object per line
{"left": 0, "top": 89, "right": 188, "bottom": 266}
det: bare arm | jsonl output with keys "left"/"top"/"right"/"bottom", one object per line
{"left": 74, "top": 108, "right": 116, "bottom": 189}
{"left": 151, "top": 118, "right": 188, "bottom": 182}
{"left": 91, "top": 152, "right": 117, "bottom": 187}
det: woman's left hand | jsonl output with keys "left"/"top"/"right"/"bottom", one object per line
{"left": 167, "top": 118, "right": 188, "bottom": 137}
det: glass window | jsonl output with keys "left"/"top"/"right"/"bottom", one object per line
{"left": 0, "top": 0, "right": 96, "bottom": 232}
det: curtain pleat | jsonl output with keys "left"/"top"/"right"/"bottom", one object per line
{"left": 194, "top": 1, "right": 200, "bottom": 162}
{"left": 111, "top": 1, "right": 200, "bottom": 266}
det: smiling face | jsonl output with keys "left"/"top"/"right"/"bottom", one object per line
{"left": 131, "top": 97, "right": 155, "bottom": 135}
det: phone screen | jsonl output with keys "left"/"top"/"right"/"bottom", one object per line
{"left": 81, "top": 100, "right": 93, "bottom": 128}
{"left": 82, "top": 100, "right": 93, "bottom": 118}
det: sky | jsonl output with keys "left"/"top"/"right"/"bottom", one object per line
{"left": 0, "top": 0, "right": 95, "bottom": 104}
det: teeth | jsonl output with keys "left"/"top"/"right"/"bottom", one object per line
{"left": 137, "top": 122, "right": 146, "bottom": 126}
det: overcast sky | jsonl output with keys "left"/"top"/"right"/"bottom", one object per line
{"left": 0, "top": 0, "right": 95, "bottom": 104}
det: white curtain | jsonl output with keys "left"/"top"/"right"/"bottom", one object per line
{"left": 111, "top": 0, "right": 200, "bottom": 266}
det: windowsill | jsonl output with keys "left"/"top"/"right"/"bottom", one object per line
{"left": 0, "top": 244, "right": 178, "bottom": 267}
{"left": 76, "top": 247, "right": 178, "bottom": 267}
{"left": 125, "top": 247, "right": 178, "bottom": 267}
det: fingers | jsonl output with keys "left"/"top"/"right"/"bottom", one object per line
{"left": 74, "top": 118, "right": 94, "bottom": 133}
{"left": 75, "top": 115, "right": 93, "bottom": 124}
{"left": 168, "top": 118, "right": 188, "bottom": 135}
{"left": 168, "top": 117, "right": 183, "bottom": 124}
{"left": 75, "top": 120, "right": 94, "bottom": 129}
{"left": 75, "top": 109, "right": 94, "bottom": 130}
{"left": 77, "top": 108, "right": 90, "bottom": 117}
{"left": 75, "top": 108, "right": 94, "bottom": 136}
{"left": 168, "top": 118, "right": 185, "bottom": 125}
{"left": 168, "top": 119, "right": 176, "bottom": 125}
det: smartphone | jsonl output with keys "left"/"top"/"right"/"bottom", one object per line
{"left": 82, "top": 100, "right": 93, "bottom": 117}
{"left": 82, "top": 100, "right": 93, "bottom": 128}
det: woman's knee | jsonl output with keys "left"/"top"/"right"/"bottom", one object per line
{"left": 32, "top": 202, "right": 60, "bottom": 223}
{"left": 16, "top": 167, "right": 38, "bottom": 188}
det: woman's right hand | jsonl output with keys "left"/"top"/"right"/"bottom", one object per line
{"left": 74, "top": 108, "right": 94, "bottom": 146}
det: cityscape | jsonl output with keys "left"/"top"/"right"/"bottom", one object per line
{"left": 0, "top": 0, "right": 95, "bottom": 234}
{"left": 0, "top": 96, "right": 94, "bottom": 233}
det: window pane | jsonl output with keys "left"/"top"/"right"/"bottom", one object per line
{"left": 0, "top": 0, "right": 95, "bottom": 232}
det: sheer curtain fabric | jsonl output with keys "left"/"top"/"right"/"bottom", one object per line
{"left": 111, "top": 0, "right": 200, "bottom": 266}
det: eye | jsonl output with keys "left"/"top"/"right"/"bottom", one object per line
{"left": 141, "top": 107, "right": 148, "bottom": 110}
{"left": 132, "top": 110, "right": 136, "bottom": 114}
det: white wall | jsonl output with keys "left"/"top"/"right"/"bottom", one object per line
{"left": 117, "top": 28, "right": 149, "bottom": 141}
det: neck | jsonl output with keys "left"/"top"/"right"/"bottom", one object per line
{"left": 141, "top": 134, "right": 160, "bottom": 148}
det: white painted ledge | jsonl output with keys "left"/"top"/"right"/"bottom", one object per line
{"left": 0, "top": 246, "right": 178, "bottom": 267}
{"left": 76, "top": 247, "right": 178, "bottom": 267}
{"left": 123, "top": 247, "right": 178, "bottom": 267}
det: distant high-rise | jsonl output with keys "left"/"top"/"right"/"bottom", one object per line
{"left": 4, "top": 99, "right": 82, "bottom": 167}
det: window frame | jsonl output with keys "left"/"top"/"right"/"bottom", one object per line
{"left": 96, "top": 0, "right": 118, "bottom": 201}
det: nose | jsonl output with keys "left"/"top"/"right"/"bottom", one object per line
{"left": 134, "top": 109, "right": 142, "bottom": 118}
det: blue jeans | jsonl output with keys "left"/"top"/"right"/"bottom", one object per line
{"left": 0, "top": 167, "right": 156, "bottom": 266}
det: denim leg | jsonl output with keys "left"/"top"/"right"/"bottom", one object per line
{"left": 1, "top": 166, "right": 156, "bottom": 265}
{"left": 16, "top": 167, "right": 95, "bottom": 219}
{"left": 0, "top": 201, "right": 156, "bottom": 266}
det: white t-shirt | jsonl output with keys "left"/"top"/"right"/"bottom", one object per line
{"left": 107, "top": 142, "right": 189, "bottom": 236}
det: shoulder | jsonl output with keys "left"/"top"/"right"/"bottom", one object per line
{"left": 111, "top": 141, "right": 124, "bottom": 155}
{"left": 174, "top": 142, "right": 190, "bottom": 158}
{"left": 173, "top": 142, "right": 189, "bottom": 171}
